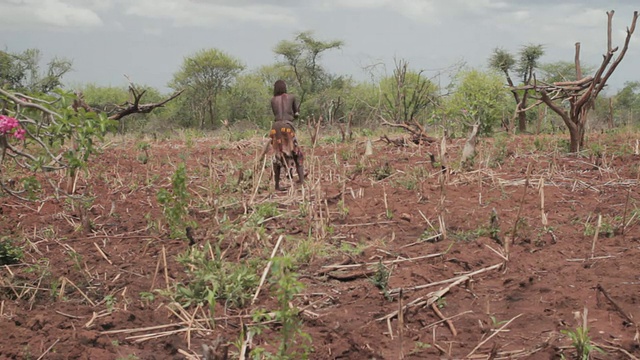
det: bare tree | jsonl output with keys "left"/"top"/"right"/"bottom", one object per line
{"left": 379, "top": 58, "right": 439, "bottom": 145}
{"left": 382, "top": 58, "right": 437, "bottom": 124}
{"left": 514, "top": 10, "right": 638, "bottom": 152}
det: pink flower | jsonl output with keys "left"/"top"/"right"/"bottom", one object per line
{"left": 13, "top": 128, "right": 26, "bottom": 140}
{"left": 0, "top": 115, "right": 25, "bottom": 140}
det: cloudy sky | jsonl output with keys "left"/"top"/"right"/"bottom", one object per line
{"left": 1, "top": 0, "right": 638, "bottom": 94}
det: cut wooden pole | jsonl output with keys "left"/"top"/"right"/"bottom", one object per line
{"left": 252, "top": 235, "right": 284, "bottom": 305}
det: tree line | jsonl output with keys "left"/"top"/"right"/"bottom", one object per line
{"left": 2, "top": 29, "right": 640, "bottom": 139}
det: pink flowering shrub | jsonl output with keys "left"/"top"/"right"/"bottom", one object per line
{"left": 0, "top": 115, "right": 26, "bottom": 140}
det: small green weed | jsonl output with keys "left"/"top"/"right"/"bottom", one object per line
{"left": 372, "top": 162, "right": 392, "bottom": 181}
{"left": 337, "top": 199, "right": 349, "bottom": 220}
{"left": 172, "top": 241, "right": 259, "bottom": 309}
{"left": 115, "top": 355, "right": 140, "bottom": 360}
{"left": 409, "top": 341, "right": 431, "bottom": 355}
{"left": 489, "top": 315, "right": 507, "bottom": 327}
{"left": 370, "top": 261, "right": 391, "bottom": 300}
{"left": 104, "top": 295, "right": 116, "bottom": 312}
{"left": 0, "top": 237, "right": 23, "bottom": 265}
{"left": 136, "top": 141, "right": 151, "bottom": 164}
{"left": 338, "top": 241, "right": 367, "bottom": 256}
{"left": 450, "top": 227, "right": 489, "bottom": 242}
{"left": 393, "top": 176, "right": 417, "bottom": 190}
{"left": 583, "top": 215, "right": 618, "bottom": 238}
{"left": 561, "top": 326, "right": 604, "bottom": 360}
{"left": 247, "top": 202, "right": 279, "bottom": 227}
{"left": 488, "top": 133, "right": 509, "bottom": 168}
{"left": 157, "top": 162, "right": 194, "bottom": 239}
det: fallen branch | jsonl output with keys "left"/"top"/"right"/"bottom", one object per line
{"left": 421, "top": 310, "right": 474, "bottom": 330}
{"left": 326, "top": 269, "right": 376, "bottom": 281}
{"left": 592, "top": 342, "right": 640, "bottom": 360}
{"left": 252, "top": 235, "right": 284, "bottom": 305}
{"left": 238, "top": 328, "right": 253, "bottom": 360}
{"left": 431, "top": 302, "right": 457, "bottom": 337}
{"left": 36, "top": 338, "right": 60, "bottom": 360}
{"left": 321, "top": 252, "right": 444, "bottom": 272}
{"left": 93, "top": 242, "right": 113, "bottom": 265}
{"left": 400, "top": 233, "right": 443, "bottom": 249}
{"left": 377, "top": 275, "right": 470, "bottom": 321}
{"left": 108, "top": 85, "right": 183, "bottom": 121}
{"left": 62, "top": 276, "right": 96, "bottom": 306}
{"left": 379, "top": 134, "right": 410, "bottom": 147}
{"left": 388, "top": 262, "right": 503, "bottom": 295}
{"left": 466, "top": 314, "right": 523, "bottom": 358}
{"left": 398, "top": 288, "right": 405, "bottom": 359}
{"left": 380, "top": 116, "right": 437, "bottom": 145}
{"left": 596, "top": 284, "right": 635, "bottom": 326}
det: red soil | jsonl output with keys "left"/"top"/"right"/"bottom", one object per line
{"left": 1, "top": 133, "right": 639, "bottom": 359}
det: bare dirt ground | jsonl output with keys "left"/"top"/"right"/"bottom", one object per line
{"left": 1, "top": 130, "right": 640, "bottom": 360}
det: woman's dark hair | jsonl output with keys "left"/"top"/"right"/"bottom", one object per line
{"left": 273, "top": 80, "right": 287, "bottom": 96}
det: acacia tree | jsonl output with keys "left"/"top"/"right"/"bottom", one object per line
{"left": 273, "top": 31, "right": 343, "bottom": 105}
{"left": 0, "top": 48, "right": 72, "bottom": 94}
{"left": 518, "top": 10, "right": 638, "bottom": 152}
{"left": 489, "top": 44, "right": 544, "bottom": 133}
{"left": 170, "top": 49, "right": 244, "bottom": 129}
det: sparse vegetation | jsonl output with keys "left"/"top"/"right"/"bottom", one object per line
{"left": 1, "top": 12, "right": 640, "bottom": 358}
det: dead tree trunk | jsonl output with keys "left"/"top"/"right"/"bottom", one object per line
{"left": 338, "top": 112, "right": 353, "bottom": 142}
{"left": 608, "top": 98, "right": 614, "bottom": 129}
{"left": 307, "top": 115, "right": 322, "bottom": 147}
{"left": 517, "top": 10, "right": 638, "bottom": 152}
{"left": 517, "top": 92, "right": 529, "bottom": 133}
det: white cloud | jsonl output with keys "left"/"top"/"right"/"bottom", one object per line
{"left": 455, "top": 0, "right": 510, "bottom": 13}
{"left": 393, "top": 0, "right": 437, "bottom": 21}
{"left": 143, "top": 27, "right": 163, "bottom": 36}
{"left": 0, "top": 0, "right": 103, "bottom": 28}
{"left": 563, "top": 8, "right": 609, "bottom": 28}
{"left": 318, "top": 0, "right": 437, "bottom": 21}
{"left": 123, "top": 0, "right": 297, "bottom": 27}
{"left": 323, "top": 0, "right": 390, "bottom": 9}
{"left": 317, "top": 0, "right": 514, "bottom": 23}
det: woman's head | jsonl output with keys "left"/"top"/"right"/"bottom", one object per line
{"left": 274, "top": 80, "right": 287, "bottom": 96}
